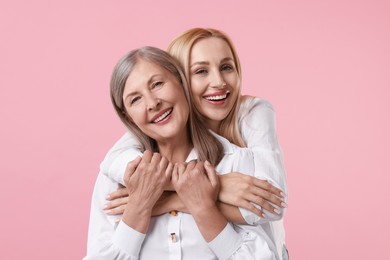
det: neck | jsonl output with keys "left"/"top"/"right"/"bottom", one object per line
{"left": 207, "top": 119, "right": 220, "bottom": 135}
{"left": 156, "top": 130, "right": 193, "bottom": 163}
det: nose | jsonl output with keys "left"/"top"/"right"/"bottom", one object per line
{"left": 209, "top": 70, "right": 226, "bottom": 89}
{"left": 146, "top": 94, "right": 161, "bottom": 111}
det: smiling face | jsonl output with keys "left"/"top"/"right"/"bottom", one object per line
{"left": 189, "top": 37, "right": 241, "bottom": 132}
{"left": 123, "top": 59, "right": 189, "bottom": 144}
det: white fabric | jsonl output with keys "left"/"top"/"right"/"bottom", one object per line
{"left": 85, "top": 135, "right": 277, "bottom": 259}
{"left": 94, "top": 97, "right": 288, "bottom": 259}
{"left": 238, "top": 97, "right": 288, "bottom": 260}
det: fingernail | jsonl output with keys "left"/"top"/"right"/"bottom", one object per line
{"left": 274, "top": 208, "right": 281, "bottom": 214}
{"left": 261, "top": 212, "right": 266, "bottom": 218}
{"left": 105, "top": 195, "right": 110, "bottom": 200}
{"left": 205, "top": 160, "right": 210, "bottom": 166}
{"left": 115, "top": 218, "right": 121, "bottom": 223}
{"left": 281, "top": 202, "right": 288, "bottom": 208}
{"left": 102, "top": 204, "right": 108, "bottom": 210}
{"left": 280, "top": 192, "right": 286, "bottom": 198}
{"left": 104, "top": 210, "right": 111, "bottom": 214}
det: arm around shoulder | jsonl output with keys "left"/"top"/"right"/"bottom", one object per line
{"left": 99, "top": 132, "right": 142, "bottom": 185}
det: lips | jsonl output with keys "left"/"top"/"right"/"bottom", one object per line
{"left": 203, "top": 91, "right": 230, "bottom": 102}
{"left": 151, "top": 108, "right": 173, "bottom": 123}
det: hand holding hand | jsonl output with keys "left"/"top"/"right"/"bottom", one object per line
{"left": 121, "top": 150, "right": 173, "bottom": 232}
{"left": 172, "top": 160, "right": 219, "bottom": 215}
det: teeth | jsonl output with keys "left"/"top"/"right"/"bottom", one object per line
{"left": 153, "top": 109, "right": 172, "bottom": 123}
{"left": 205, "top": 94, "right": 227, "bottom": 101}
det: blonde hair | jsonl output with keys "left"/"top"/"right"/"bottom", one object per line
{"left": 167, "top": 28, "right": 246, "bottom": 147}
{"left": 110, "top": 46, "right": 223, "bottom": 165}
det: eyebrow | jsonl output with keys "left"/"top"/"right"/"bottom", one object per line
{"left": 190, "top": 57, "right": 234, "bottom": 68}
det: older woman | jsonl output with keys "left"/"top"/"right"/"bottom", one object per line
{"left": 84, "top": 46, "right": 277, "bottom": 259}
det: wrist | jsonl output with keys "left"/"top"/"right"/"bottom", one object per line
{"left": 188, "top": 200, "right": 218, "bottom": 218}
{"left": 122, "top": 200, "right": 153, "bottom": 233}
{"left": 170, "top": 193, "right": 187, "bottom": 212}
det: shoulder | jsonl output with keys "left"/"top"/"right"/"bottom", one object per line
{"left": 100, "top": 132, "right": 141, "bottom": 173}
{"left": 239, "top": 95, "right": 275, "bottom": 116}
{"left": 238, "top": 95, "right": 277, "bottom": 130}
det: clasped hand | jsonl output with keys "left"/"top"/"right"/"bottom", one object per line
{"left": 105, "top": 152, "right": 286, "bottom": 219}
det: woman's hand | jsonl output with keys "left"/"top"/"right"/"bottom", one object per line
{"left": 103, "top": 184, "right": 128, "bottom": 215}
{"left": 172, "top": 160, "right": 227, "bottom": 242}
{"left": 172, "top": 160, "right": 219, "bottom": 213}
{"left": 105, "top": 166, "right": 287, "bottom": 219}
{"left": 219, "top": 172, "right": 287, "bottom": 216}
{"left": 121, "top": 150, "right": 173, "bottom": 233}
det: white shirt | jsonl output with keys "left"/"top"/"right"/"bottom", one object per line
{"left": 98, "top": 97, "right": 287, "bottom": 259}
{"left": 85, "top": 135, "right": 277, "bottom": 259}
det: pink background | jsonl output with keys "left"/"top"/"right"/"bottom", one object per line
{"left": 1, "top": 0, "right": 389, "bottom": 259}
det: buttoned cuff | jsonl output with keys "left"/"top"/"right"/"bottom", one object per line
{"left": 112, "top": 221, "right": 145, "bottom": 256}
{"left": 208, "top": 223, "right": 243, "bottom": 260}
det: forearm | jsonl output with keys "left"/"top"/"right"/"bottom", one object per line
{"left": 122, "top": 202, "right": 152, "bottom": 234}
{"left": 100, "top": 132, "right": 143, "bottom": 185}
{"left": 217, "top": 202, "right": 247, "bottom": 224}
{"left": 191, "top": 204, "right": 228, "bottom": 242}
{"left": 153, "top": 192, "right": 247, "bottom": 224}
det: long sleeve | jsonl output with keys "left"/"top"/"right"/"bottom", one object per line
{"left": 238, "top": 97, "right": 288, "bottom": 223}
{"left": 99, "top": 132, "right": 142, "bottom": 186}
{"left": 84, "top": 173, "right": 146, "bottom": 260}
{"left": 238, "top": 97, "right": 287, "bottom": 260}
{"left": 208, "top": 223, "right": 277, "bottom": 260}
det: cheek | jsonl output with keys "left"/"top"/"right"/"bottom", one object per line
{"left": 190, "top": 79, "right": 204, "bottom": 97}
{"left": 126, "top": 108, "right": 143, "bottom": 126}
{"left": 229, "top": 74, "right": 241, "bottom": 89}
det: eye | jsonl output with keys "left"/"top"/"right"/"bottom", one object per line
{"left": 130, "top": 96, "right": 141, "bottom": 105}
{"left": 152, "top": 81, "right": 164, "bottom": 88}
{"left": 221, "top": 64, "right": 233, "bottom": 71}
{"left": 194, "top": 68, "right": 208, "bottom": 75}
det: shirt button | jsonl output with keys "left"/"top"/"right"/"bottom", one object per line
{"left": 170, "top": 233, "right": 177, "bottom": 243}
{"left": 169, "top": 210, "right": 177, "bottom": 216}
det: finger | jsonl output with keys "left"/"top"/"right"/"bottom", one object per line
{"left": 165, "top": 162, "right": 173, "bottom": 179}
{"left": 105, "top": 204, "right": 126, "bottom": 216}
{"left": 159, "top": 156, "right": 169, "bottom": 173}
{"left": 253, "top": 178, "right": 285, "bottom": 198}
{"left": 172, "top": 163, "right": 179, "bottom": 183}
{"left": 238, "top": 200, "right": 265, "bottom": 218}
{"left": 176, "top": 162, "right": 187, "bottom": 175}
{"left": 186, "top": 160, "right": 196, "bottom": 171}
{"left": 151, "top": 152, "right": 162, "bottom": 166}
{"left": 204, "top": 160, "right": 219, "bottom": 187}
{"left": 104, "top": 197, "right": 128, "bottom": 210}
{"left": 192, "top": 161, "right": 204, "bottom": 175}
{"left": 106, "top": 187, "right": 128, "bottom": 200}
{"left": 141, "top": 150, "right": 153, "bottom": 163}
{"left": 250, "top": 187, "right": 286, "bottom": 208}
{"left": 124, "top": 156, "right": 141, "bottom": 183}
{"left": 245, "top": 194, "right": 280, "bottom": 214}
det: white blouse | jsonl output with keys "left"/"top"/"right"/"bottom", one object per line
{"left": 95, "top": 97, "right": 287, "bottom": 259}
{"left": 85, "top": 135, "right": 277, "bottom": 259}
